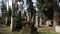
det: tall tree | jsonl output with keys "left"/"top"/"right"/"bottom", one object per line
{"left": 1, "top": 0, "right": 7, "bottom": 25}
{"left": 37, "top": 0, "right": 59, "bottom": 27}
{"left": 37, "top": 0, "right": 47, "bottom": 27}
{"left": 7, "top": 7, "right": 11, "bottom": 26}
{"left": 27, "top": 0, "right": 36, "bottom": 20}
{"left": 22, "top": 0, "right": 37, "bottom": 33}
{"left": 53, "top": 0, "right": 59, "bottom": 26}
{"left": 37, "top": 0, "right": 54, "bottom": 26}
{"left": 10, "top": 0, "right": 18, "bottom": 31}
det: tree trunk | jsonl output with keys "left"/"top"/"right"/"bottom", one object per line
{"left": 10, "top": 1, "right": 16, "bottom": 31}
{"left": 5, "top": 17, "right": 8, "bottom": 25}
{"left": 10, "top": 16, "right": 16, "bottom": 31}
{"left": 53, "top": 2, "right": 59, "bottom": 26}
{"left": 53, "top": 8, "right": 59, "bottom": 26}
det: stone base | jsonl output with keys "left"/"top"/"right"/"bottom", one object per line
{"left": 55, "top": 26, "right": 60, "bottom": 33}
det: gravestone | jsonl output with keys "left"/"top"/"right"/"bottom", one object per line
{"left": 55, "top": 26, "right": 60, "bottom": 33}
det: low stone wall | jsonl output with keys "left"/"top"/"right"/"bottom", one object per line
{"left": 55, "top": 26, "right": 60, "bottom": 33}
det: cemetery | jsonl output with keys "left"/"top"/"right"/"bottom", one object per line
{"left": 0, "top": 0, "right": 60, "bottom": 34}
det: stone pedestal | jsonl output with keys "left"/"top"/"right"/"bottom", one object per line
{"left": 35, "top": 16, "right": 38, "bottom": 28}
{"left": 39, "top": 18, "right": 42, "bottom": 26}
{"left": 46, "top": 20, "right": 51, "bottom": 27}
{"left": 55, "top": 26, "right": 60, "bottom": 33}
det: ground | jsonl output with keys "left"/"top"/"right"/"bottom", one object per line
{"left": 0, "top": 24, "right": 60, "bottom": 34}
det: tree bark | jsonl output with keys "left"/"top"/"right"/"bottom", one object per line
{"left": 10, "top": 1, "right": 16, "bottom": 31}
{"left": 53, "top": 2, "right": 59, "bottom": 26}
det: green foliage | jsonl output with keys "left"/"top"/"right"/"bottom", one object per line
{"left": 16, "top": 13, "right": 25, "bottom": 24}
{"left": 37, "top": 0, "right": 53, "bottom": 20}
{"left": 1, "top": 1, "right": 7, "bottom": 23}
{"left": 1, "top": 1, "right": 7, "bottom": 18}
{"left": 26, "top": 0, "right": 36, "bottom": 17}
{"left": 43, "top": 7, "right": 53, "bottom": 20}
{"left": 37, "top": 0, "right": 48, "bottom": 12}
{"left": 38, "top": 28, "right": 53, "bottom": 34}
{"left": 8, "top": 7, "right": 11, "bottom": 17}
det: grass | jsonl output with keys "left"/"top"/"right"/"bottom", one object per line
{"left": 19, "top": 28, "right": 53, "bottom": 34}
{"left": 0, "top": 28, "right": 53, "bottom": 34}
{"left": 0, "top": 25, "right": 53, "bottom": 34}
{"left": 37, "top": 28, "right": 53, "bottom": 34}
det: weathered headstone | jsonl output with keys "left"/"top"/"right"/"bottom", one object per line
{"left": 55, "top": 26, "right": 60, "bottom": 33}
{"left": 46, "top": 20, "right": 51, "bottom": 27}
{"left": 35, "top": 15, "right": 38, "bottom": 28}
